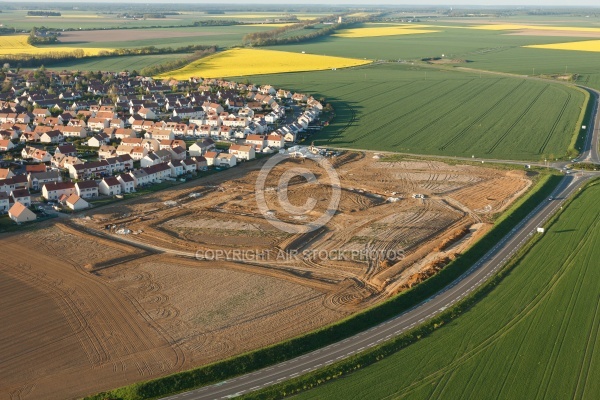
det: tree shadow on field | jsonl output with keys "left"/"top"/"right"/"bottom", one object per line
{"left": 311, "top": 100, "right": 364, "bottom": 146}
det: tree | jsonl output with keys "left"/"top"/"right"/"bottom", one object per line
{"left": 1, "top": 81, "right": 12, "bottom": 93}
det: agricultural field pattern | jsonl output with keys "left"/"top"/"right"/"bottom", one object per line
{"left": 0, "top": 5, "right": 599, "bottom": 400}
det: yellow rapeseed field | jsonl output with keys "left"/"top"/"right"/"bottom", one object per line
{"left": 524, "top": 40, "right": 600, "bottom": 53}
{"left": 334, "top": 25, "right": 440, "bottom": 38}
{"left": 0, "top": 35, "right": 109, "bottom": 57}
{"left": 157, "top": 48, "right": 371, "bottom": 79}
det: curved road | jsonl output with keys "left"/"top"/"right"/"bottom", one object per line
{"left": 161, "top": 88, "right": 600, "bottom": 400}
{"left": 579, "top": 88, "right": 600, "bottom": 164}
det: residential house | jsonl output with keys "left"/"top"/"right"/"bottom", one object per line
{"left": 129, "top": 169, "right": 150, "bottom": 187}
{"left": 55, "top": 143, "right": 77, "bottom": 157}
{"left": 203, "top": 102, "right": 224, "bottom": 114}
{"left": 188, "top": 138, "right": 215, "bottom": 156}
{"left": 159, "top": 139, "right": 187, "bottom": 151}
{"left": 246, "top": 134, "right": 266, "bottom": 149}
{"left": 204, "top": 151, "right": 218, "bottom": 166}
{"left": 11, "top": 175, "right": 29, "bottom": 189}
{"left": 52, "top": 154, "right": 82, "bottom": 169}
{"left": 0, "top": 140, "right": 15, "bottom": 152}
{"left": 28, "top": 170, "right": 62, "bottom": 190}
{"left": 140, "top": 153, "right": 162, "bottom": 168}
{"left": 0, "top": 168, "right": 14, "bottom": 180}
{"left": 59, "top": 125, "right": 88, "bottom": 138}
{"left": 120, "top": 137, "right": 144, "bottom": 148}
{"left": 65, "top": 194, "right": 89, "bottom": 211}
{"left": 69, "top": 160, "right": 110, "bottom": 180}
{"left": 99, "top": 177, "right": 122, "bottom": 196}
{"left": 32, "top": 108, "right": 51, "bottom": 118}
{"left": 228, "top": 144, "right": 255, "bottom": 161}
{"left": 117, "top": 174, "right": 135, "bottom": 193}
{"left": 131, "top": 146, "right": 147, "bottom": 160}
{"left": 216, "top": 153, "right": 237, "bottom": 168}
{"left": 22, "top": 147, "right": 51, "bottom": 163}
{"left": 266, "top": 134, "right": 285, "bottom": 148}
{"left": 75, "top": 180, "right": 99, "bottom": 199}
{"left": 95, "top": 111, "right": 116, "bottom": 121}
{"left": 25, "top": 164, "right": 46, "bottom": 173}
{"left": 98, "top": 144, "right": 117, "bottom": 159}
{"left": 114, "top": 128, "right": 136, "bottom": 140}
{"left": 146, "top": 129, "right": 174, "bottom": 141}
{"left": 9, "top": 202, "right": 36, "bottom": 223}
{"left": 110, "top": 118, "right": 125, "bottom": 129}
{"left": 138, "top": 107, "right": 156, "bottom": 120}
{"left": 0, "top": 178, "right": 15, "bottom": 194}
{"left": 181, "top": 158, "right": 198, "bottom": 174}
{"left": 168, "top": 160, "right": 185, "bottom": 177}
{"left": 39, "top": 130, "right": 64, "bottom": 144}
{"left": 169, "top": 146, "right": 187, "bottom": 161}
{"left": 284, "top": 131, "right": 297, "bottom": 142}
{"left": 20, "top": 131, "right": 40, "bottom": 143}
{"left": 142, "top": 162, "right": 171, "bottom": 182}
{"left": 87, "top": 117, "right": 109, "bottom": 131}
{"left": 11, "top": 188, "right": 31, "bottom": 207}
{"left": 42, "top": 182, "right": 76, "bottom": 200}
{"left": 88, "top": 133, "right": 110, "bottom": 147}
{"left": 192, "top": 156, "right": 207, "bottom": 169}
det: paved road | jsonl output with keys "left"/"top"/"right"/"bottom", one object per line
{"left": 162, "top": 172, "right": 594, "bottom": 400}
{"left": 579, "top": 88, "right": 600, "bottom": 164}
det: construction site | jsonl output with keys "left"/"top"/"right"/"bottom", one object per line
{"left": 0, "top": 152, "right": 533, "bottom": 399}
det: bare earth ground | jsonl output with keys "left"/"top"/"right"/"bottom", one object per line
{"left": 58, "top": 29, "right": 237, "bottom": 43}
{"left": 0, "top": 153, "right": 531, "bottom": 399}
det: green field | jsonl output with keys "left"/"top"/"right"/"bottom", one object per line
{"left": 250, "top": 63, "right": 586, "bottom": 160}
{"left": 267, "top": 25, "right": 600, "bottom": 90}
{"left": 47, "top": 53, "right": 189, "bottom": 71}
{"left": 296, "top": 179, "right": 600, "bottom": 400}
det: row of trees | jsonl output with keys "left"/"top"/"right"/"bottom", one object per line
{"left": 27, "top": 11, "right": 61, "bottom": 17}
{"left": 0, "top": 44, "right": 218, "bottom": 69}
{"left": 243, "top": 21, "right": 353, "bottom": 47}
{"left": 242, "top": 13, "right": 378, "bottom": 47}
{"left": 139, "top": 47, "right": 217, "bottom": 76}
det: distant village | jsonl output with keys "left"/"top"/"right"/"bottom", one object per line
{"left": 0, "top": 69, "right": 326, "bottom": 224}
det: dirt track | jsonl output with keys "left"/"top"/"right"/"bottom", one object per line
{"left": 0, "top": 152, "right": 531, "bottom": 399}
